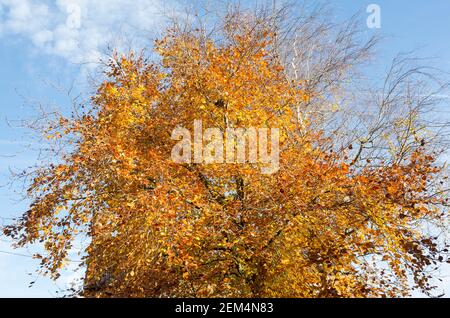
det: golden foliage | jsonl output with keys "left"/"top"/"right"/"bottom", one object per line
{"left": 3, "top": 25, "right": 448, "bottom": 298}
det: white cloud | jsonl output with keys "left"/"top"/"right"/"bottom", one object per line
{"left": 0, "top": 0, "right": 179, "bottom": 65}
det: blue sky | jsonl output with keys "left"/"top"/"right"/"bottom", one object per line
{"left": 0, "top": 0, "right": 449, "bottom": 297}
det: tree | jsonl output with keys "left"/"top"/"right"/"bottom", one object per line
{"left": 3, "top": 2, "right": 449, "bottom": 297}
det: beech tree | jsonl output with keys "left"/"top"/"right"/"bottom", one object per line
{"left": 3, "top": 2, "right": 449, "bottom": 297}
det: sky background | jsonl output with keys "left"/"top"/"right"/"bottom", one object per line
{"left": 0, "top": 0, "right": 449, "bottom": 297}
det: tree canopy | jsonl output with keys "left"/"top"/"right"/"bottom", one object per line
{"left": 3, "top": 3, "right": 449, "bottom": 297}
